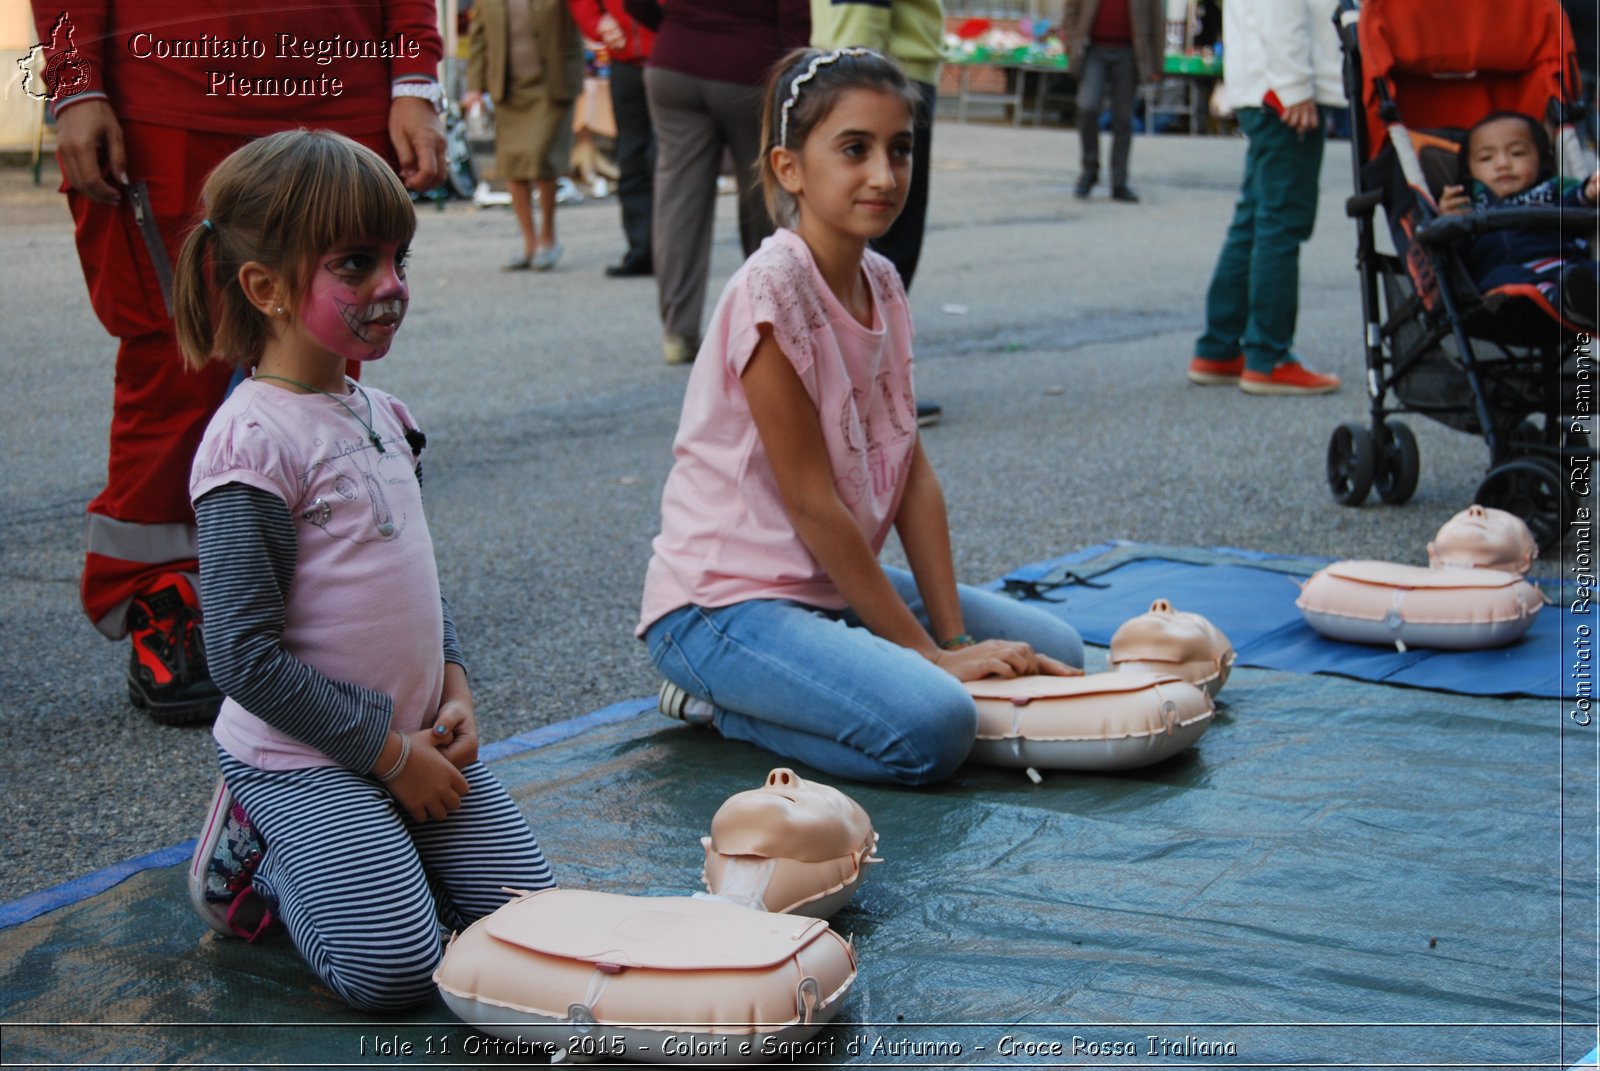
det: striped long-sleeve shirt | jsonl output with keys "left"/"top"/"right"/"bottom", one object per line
{"left": 197, "top": 483, "right": 464, "bottom": 774}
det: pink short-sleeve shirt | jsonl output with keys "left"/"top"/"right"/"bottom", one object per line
{"left": 638, "top": 229, "right": 919, "bottom": 635}
{"left": 191, "top": 379, "right": 444, "bottom": 770}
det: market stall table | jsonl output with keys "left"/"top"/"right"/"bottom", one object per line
{"left": 942, "top": 49, "right": 1221, "bottom": 132}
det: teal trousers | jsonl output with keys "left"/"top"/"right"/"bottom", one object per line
{"left": 1194, "top": 106, "right": 1326, "bottom": 373}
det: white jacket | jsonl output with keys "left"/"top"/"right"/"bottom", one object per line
{"left": 1222, "top": 0, "right": 1347, "bottom": 112}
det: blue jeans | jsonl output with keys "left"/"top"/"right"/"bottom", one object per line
{"left": 644, "top": 567, "right": 1084, "bottom": 786}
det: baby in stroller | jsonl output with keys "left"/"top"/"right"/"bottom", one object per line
{"left": 1437, "top": 110, "right": 1600, "bottom": 328}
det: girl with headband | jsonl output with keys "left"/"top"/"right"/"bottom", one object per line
{"left": 637, "top": 49, "right": 1085, "bottom": 786}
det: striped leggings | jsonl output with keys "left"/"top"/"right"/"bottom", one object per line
{"left": 218, "top": 749, "right": 554, "bottom": 1011}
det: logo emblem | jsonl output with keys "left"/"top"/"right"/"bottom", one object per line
{"left": 18, "top": 14, "right": 93, "bottom": 103}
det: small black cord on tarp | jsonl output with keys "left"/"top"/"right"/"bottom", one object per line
{"left": 1000, "top": 570, "right": 1109, "bottom": 603}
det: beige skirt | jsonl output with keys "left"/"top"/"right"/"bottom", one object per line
{"left": 494, "top": 71, "right": 576, "bottom": 182}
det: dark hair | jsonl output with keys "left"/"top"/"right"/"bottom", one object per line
{"left": 757, "top": 47, "right": 922, "bottom": 227}
{"left": 173, "top": 129, "right": 415, "bottom": 369}
{"left": 1458, "top": 110, "right": 1555, "bottom": 186}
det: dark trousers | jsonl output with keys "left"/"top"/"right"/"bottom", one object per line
{"left": 1075, "top": 44, "right": 1137, "bottom": 188}
{"left": 645, "top": 65, "right": 772, "bottom": 342}
{"left": 1194, "top": 106, "right": 1326, "bottom": 372}
{"left": 870, "top": 80, "right": 936, "bottom": 292}
{"left": 609, "top": 60, "right": 655, "bottom": 265}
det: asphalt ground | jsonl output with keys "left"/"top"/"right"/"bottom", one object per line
{"left": 0, "top": 120, "right": 1553, "bottom": 905}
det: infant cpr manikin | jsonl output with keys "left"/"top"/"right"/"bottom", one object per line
{"left": 963, "top": 671, "right": 1214, "bottom": 773}
{"left": 1299, "top": 503, "right": 1542, "bottom": 651}
{"left": 435, "top": 772, "right": 875, "bottom": 1062}
{"left": 434, "top": 888, "right": 857, "bottom": 1063}
{"left": 1108, "top": 598, "right": 1236, "bottom": 697}
{"left": 1427, "top": 504, "right": 1537, "bottom": 575}
{"left": 701, "top": 768, "right": 878, "bottom": 919}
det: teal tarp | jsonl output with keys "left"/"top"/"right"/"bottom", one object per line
{"left": 2, "top": 669, "right": 1595, "bottom": 1068}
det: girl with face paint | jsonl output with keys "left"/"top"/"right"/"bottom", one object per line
{"left": 293, "top": 239, "right": 412, "bottom": 369}
{"left": 171, "top": 130, "right": 556, "bottom": 1010}
{"left": 175, "top": 129, "right": 421, "bottom": 384}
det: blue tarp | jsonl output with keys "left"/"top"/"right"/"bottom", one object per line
{"left": 995, "top": 542, "right": 1564, "bottom": 699}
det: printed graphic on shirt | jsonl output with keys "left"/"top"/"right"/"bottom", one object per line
{"left": 834, "top": 370, "right": 917, "bottom": 507}
{"left": 295, "top": 433, "right": 412, "bottom": 543}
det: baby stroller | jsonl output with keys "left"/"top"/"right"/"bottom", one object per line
{"left": 1327, "top": 0, "right": 1595, "bottom": 551}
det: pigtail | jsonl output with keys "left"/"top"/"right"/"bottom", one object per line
{"left": 173, "top": 217, "right": 220, "bottom": 370}
{"left": 174, "top": 212, "right": 267, "bottom": 371}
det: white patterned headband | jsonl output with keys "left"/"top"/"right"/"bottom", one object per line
{"left": 778, "top": 47, "right": 880, "bottom": 147}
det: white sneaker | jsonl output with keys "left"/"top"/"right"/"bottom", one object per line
{"left": 555, "top": 177, "right": 585, "bottom": 205}
{"left": 472, "top": 180, "right": 512, "bottom": 208}
{"left": 658, "top": 680, "right": 715, "bottom": 725}
{"left": 662, "top": 334, "right": 698, "bottom": 365}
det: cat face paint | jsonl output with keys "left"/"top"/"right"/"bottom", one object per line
{"left": 300, "top": 240, "right": 410, "bottom": 362}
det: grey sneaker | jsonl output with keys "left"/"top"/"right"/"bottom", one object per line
{"left": 532, "top": 242, "right": 563, "bottom": 271}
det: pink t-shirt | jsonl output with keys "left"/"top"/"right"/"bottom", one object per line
{"left": 638, "top": 228, "right": 919, "bottom": 635}
{"left": 191, "top": 379, "right": 444, "bottom": 770}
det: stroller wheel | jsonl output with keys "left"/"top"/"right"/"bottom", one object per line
{"left": 1475, "top": 457, "right": 1565, "bottom": 553}
{"left": 1327, "top": 422, "right": 1376, "bottom": 506}
{"left": 1373, "top": 421, "right": 1420, "bottom": 505}
{"left": 1510, "top": 417, "right": 1591, "bottom": 460}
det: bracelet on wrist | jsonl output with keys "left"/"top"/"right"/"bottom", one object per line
{"left": 376, "top": 732, "right": 411, "bottom": 782}
{"left": 940, "top": 633, "right": 977, "bottom": 651}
